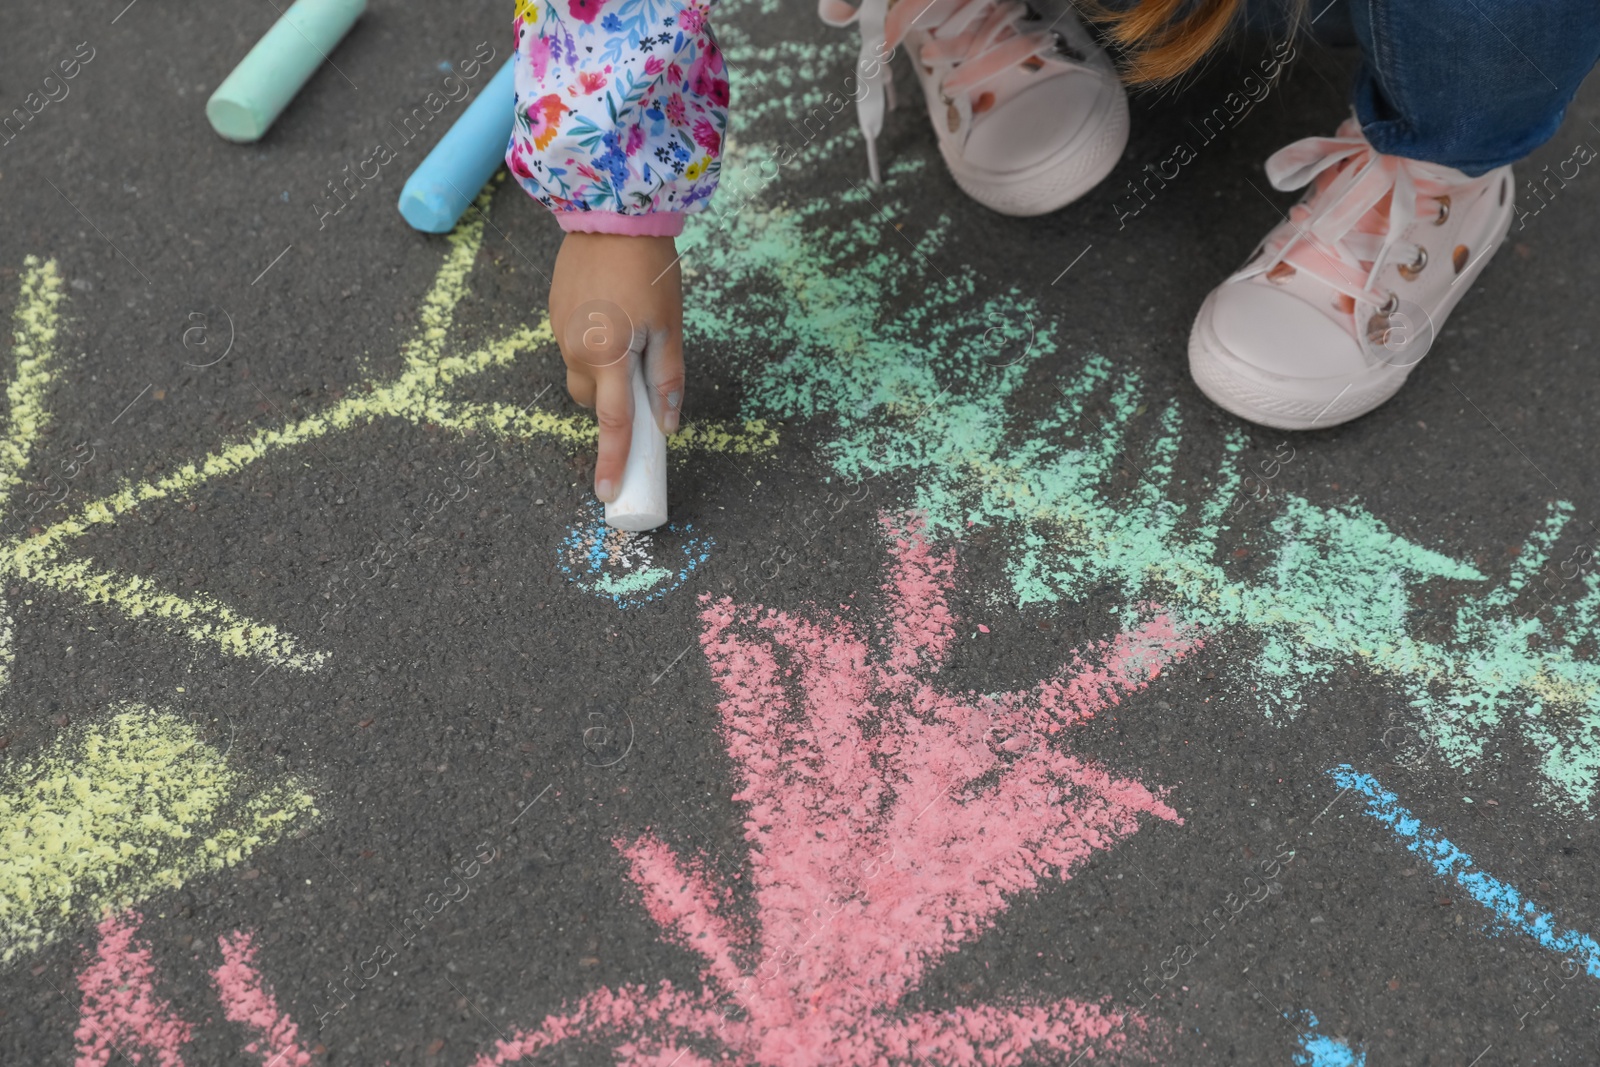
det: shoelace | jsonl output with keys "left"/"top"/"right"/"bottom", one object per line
{"left": 1241, "top": 121, "right": 1463, "bottom": 327}
{"left": 818, "top": 0, "right": 1075, "bottom": 183}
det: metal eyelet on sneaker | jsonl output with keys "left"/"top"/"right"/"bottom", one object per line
{"left": 1053, "top": 32, "right": 1085, "bottom": 62}
{"left": 1266, "top": 262, "right": 1295, "bottom": 283}
{"left": 1432, "top": 195, "right": 1450, "bottom": 225}
{"left": 1366, "top": 297, "right": 1400, "bottom": 346}
{"left": 1453, "top": 244, "right": 1470, "bottom": 273}
{"left": 1398, "top": 246, "right": 1427, "bottom": 281}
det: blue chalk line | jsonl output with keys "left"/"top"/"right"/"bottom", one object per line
{"left": 1328, "top": 764, "right": 1600, "bottom": 978}
{"left": 1292, "top": 1011, "right": 1366, "bottom": 1067}
{"left": 557, "top": 499, "right": 712, "bottom": 609}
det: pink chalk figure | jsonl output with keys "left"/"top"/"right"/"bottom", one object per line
{"left": 75, "top": 913, "right": 194, "bottom": 1067}
{"left": 68, "top": 515, "right": 1198, "bottom": 1067}
{"left": 212, "top": 932, "right": 315, "bottom": 1067}
{"left": 74, "top": 913, "right": 309, "bottom": 1067}
{"left": 474, "top": 512, "right": 1202, "bottom": 1066}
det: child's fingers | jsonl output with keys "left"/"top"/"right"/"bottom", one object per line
{"left": 559, "top": 298, "right": 638, "bottom": 406}
{"left": 591, "top": 362, "right": 636, "bottom": 503}
{"left": 567, "top": 366, "right": 595, "bottom": 409}
{"left": 645, "top": 325, "right": 684, "bottom": 435}
{"left": 566, "top": 300, "right": 638, "bottom": 367}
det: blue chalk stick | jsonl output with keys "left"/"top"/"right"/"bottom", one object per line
{"left": 398, "top": 58, "right": 517, "bottom": 233}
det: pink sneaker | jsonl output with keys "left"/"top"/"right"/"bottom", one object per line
{"left": 1189, "top": 118, "right": 1516, "bottom": 430}
{"left": 820, "top": 0, "right": 1128, "bottom": 216}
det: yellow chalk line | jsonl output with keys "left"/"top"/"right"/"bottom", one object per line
{"left": 0, "top": 256, "right": 67, "bottom": 690}
{"left": 667, "top": 417, "right": 780, "bottom": 455}
{"left": 5, "top": 323, "right": 533, "bottom": 566}
{"left": 0, "top": 188, "right": 779, "bottom": 673}
{"left": 0, "top": 199, "right": 510, "bottom": 673}
{"left": 0, "top": 320, "right": 773, "bottom": 670}
{"left": 19, "top": 558, "right": 326, "bottom": 671}
{"left": 0, "top": 256, "right": 64, "bottom": 508}
{"left": 0, "top": 704, "right": 316, "bottom": 966}
{"left": 0, "top": 329, "right": 545, "bottom": 671}
{"left": 399, "top": 189, "right": 486, "bottom": 373}
{"left": 423, "top": 395, "right": 779, "bottom": 455}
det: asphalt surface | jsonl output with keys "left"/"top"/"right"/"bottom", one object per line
{"left": 3, "top": 2, "right": 1600, "bottom": 1066}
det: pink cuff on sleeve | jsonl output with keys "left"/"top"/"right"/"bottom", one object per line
{"left": 554, "top": 210, "right": 684, "bottom": 237}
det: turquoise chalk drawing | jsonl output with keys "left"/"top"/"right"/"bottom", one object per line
{"left": 682, "top": 0, "right": 1600, "bottom": 812}
{"left": 1291, "top": 1011, "right": 1366, "bottom": 1067}
{"left": 1330, "top": 765, "right": 1600, "bottom": 976}
{"left": 557, "top": 500, "right": 712, "bottom": 608}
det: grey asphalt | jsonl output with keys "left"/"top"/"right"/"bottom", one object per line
{"left": 3, "top": 2, "right": 1600, "bottom": 1065}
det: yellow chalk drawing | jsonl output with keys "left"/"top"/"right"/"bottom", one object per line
{"left": 0, "top": 188, "right": 777, "bottom": 676}
{"left": 0, "top": 192, "right": 779, "bottom": 964}
{"left": 0, "top": 257, "right": 67, "bottom": 688}
{"left": 1, "top": 258, "right": 64, "bottom": 501}
{"left": 0, "top": 704, "right": 315, "bottom": 965}
{"left": 426, "top": 397, "right": 778, "bottom": 453}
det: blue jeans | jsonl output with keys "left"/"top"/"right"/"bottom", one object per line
{"left": 1261, "top": 0, "right": 1600, "bottom": 174}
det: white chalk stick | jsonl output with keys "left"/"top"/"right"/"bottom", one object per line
{"left": 603, "top": 362, "right": 668, "bottom": 532}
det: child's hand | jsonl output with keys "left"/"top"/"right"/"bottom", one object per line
{"left": 549, "top": 231, "right": 684, "bottom": 503}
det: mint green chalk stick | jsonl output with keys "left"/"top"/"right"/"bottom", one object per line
{"left": 207, "top": 0, "right": 366, "bottom": 142}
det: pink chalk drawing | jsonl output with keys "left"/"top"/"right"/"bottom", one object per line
{"left": 475, "top": 513, "right": 1202, "bottom": 1066}
{"left": 75, "top": 912, "right": 194, "bottom": 1067}
{"left": 74, "top": 912, "right": 310, "bottom": 1067}
{"left": 212, "top": 931, "right": 315, "bottom": 1067}
{"left": 65, "top": 517, "right": 1196, "bottom": 1067}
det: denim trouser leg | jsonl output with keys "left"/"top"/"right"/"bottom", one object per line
{"left": 1339, "top": 0, "right": 1600, "bottom": 174}
{"left": 1237, "top": 0, "right": 1598, "bottom": 173}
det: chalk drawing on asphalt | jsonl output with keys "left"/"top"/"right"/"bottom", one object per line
{"left": 1331, "top": 765, "right": 1600, "bottom": 978}
{"left": 684, "top": 4, "right": 1600, "bottom": 813}
{"left": 1290, "top": 1010, "right": 1367, "bottom": 1067}
{"left": 0, "top": 191, "right": 776, "bottom": 968}
{"left": 557, "top": 499, "right": 713, "bottom": 608}
{"left": 476, "top": 512, "right": 1199, "bottom": 1063}
{"left": 0, "top": 207, "right": 775, "bottom": 683}
{"left": 0, "top": 705, "right": 314, "bottom": 966}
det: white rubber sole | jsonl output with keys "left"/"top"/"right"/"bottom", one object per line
{"left": 1188, "top": 178, "right": 1516, "bottom": 431}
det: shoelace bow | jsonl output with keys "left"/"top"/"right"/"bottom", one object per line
{"left": 819, "top": 0, "right": 1078, "bottom": 182}
{"left": 1243, "top": 126, "right": 1464, "bottom": 319}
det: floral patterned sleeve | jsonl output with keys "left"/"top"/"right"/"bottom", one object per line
{"left": 506, "top": 0, "right": 727, "bottom": 237}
